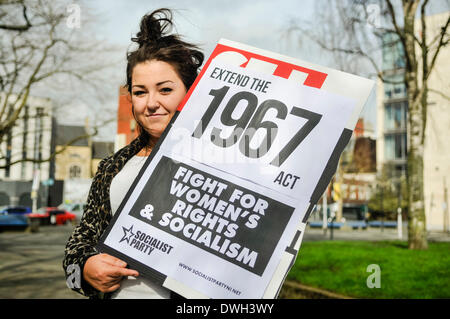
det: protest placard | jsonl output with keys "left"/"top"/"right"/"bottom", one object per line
{"left": 97, "top": 39, "right": 374, "bottom": 298}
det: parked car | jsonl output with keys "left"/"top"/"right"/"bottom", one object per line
{"left": 0, "top": 206, "right": 32, "bottom": 231}
{"left": 28, "top": 207, "right": 76, "bottom": 225}
{"left": 58, "top": 202, "right": 86, "bottom": 223}
{"left": 0, "top": 206, "right": 32, "bottom": 215}
{"left": 0, "top": 214, "right": 29, "bottom": 230}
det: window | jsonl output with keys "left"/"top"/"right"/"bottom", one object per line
{"left": 385, "top": 89, "right": 392, "bottom": 99}
{"left": 382, "top": 32, "right": 406, "bottom": 71}
{"left": 385, "top": 133, "right": 407, "bottom": 160}
{"left": 395, "top": 164, "right": 406, "bottom": 176}
{"left": 69, "top": 165, "right": 81, "bottom": 178}
{"left": 385, "top": 101, "right": 407, "bottom": 130}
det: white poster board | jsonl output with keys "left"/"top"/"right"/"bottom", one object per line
{"left": 98, "top": 39, "right": 374, "bottom": 299}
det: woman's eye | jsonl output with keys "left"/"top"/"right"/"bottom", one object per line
{"left": 133, "top": 91, "right": 146, "bottom": 96}
{"left": 161, "top": 87, "right": 173, "bottom": 93}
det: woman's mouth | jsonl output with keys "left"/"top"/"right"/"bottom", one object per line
{"left": 148, "top": 113, "right": 167, "bottom": 117}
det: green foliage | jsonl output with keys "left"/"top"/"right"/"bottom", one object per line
{"left": 287, "top": 241, "right": 450, "bottom": 298}
{"left": 368, "top": 164, "right": 408, "bottom": 219}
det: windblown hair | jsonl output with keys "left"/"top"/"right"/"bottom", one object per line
{"left": 126, "top": 8, "right": 204, "bottom": 93}
{"left": 126, "top": 8, "right": 204, "bottom": 146}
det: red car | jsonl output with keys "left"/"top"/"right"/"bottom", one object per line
{"left": 28, "top": 207, "right": 76, "bottom": 225}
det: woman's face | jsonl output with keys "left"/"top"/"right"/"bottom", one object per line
{"left": 131, "top": 60, "right": 187, "bottom": 138}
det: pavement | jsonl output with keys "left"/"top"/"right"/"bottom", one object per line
{"left": 0, "top": 222, "right": 448, "bottom": 299}
{"left": 0, "top": 224, "right": 84, "bottom": 299}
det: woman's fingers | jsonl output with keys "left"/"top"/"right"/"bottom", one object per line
{"left": 99, "top": 254, "right": 139, "bottom": 277}
{"left": 104, "top": 283, "right": 121, "bottom": 293}
{"left": 109, "top": 265, "right": 139, "bottom": 278}
{"left": 83, "top": 254, "right": 139, "bottom": 293}
{"left": 100, "top": 253, "right": 127, "bottom": 267}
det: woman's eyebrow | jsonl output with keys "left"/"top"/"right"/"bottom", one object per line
{"left": 132, "top": 80, "right": 174, "bottom": 88}
{"left": 156, "top": 80, "right": 174, "bottom": 86}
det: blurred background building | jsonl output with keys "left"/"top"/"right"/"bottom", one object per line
{"left": 0, "top": 108, "right": 114, "bottom": 208}
{"left": 0, "top": 94, "right": 54, "bottom": 182}
{"left": 115, "top": 86, "right": 138, "bottom": 152}
{"left": 0, "top": 94, "right": 54, "bottom": 208}
{"left": 0, "top": 5, "right": 447, "bottom": 234}
{"left": 376, "top": 12, "right": 450, "bottom": 231}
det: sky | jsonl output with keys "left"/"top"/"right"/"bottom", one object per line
{"left": 69, "top": 0, "right": 448, "bottom": 141}
{"left": 68, "top": 0, "right": 339, "bottom": 140}
{"left": 88, "top": 0, "right": 316, "bottom": 59}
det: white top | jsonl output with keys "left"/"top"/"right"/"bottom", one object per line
{"left": 109, "top": 155, "right": 171, "bottom": 299}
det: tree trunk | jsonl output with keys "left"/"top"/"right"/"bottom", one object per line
{"left": 403, "top": 0, "right": 428, "bottom": 250}
{"left": 406, "top": 115, "right": 428, "bottom": 249}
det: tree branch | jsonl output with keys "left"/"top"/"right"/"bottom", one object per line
{"left": 0, "top": 23, "right": 58, "bottom": 141}
{"left": 429, "top": 88, "right": 450, "bottom": 101}
{"left": 386, "top": 0, "right": 406, "bottom": 43}
{"left": 426, "top": 15, "right": 450, "bottom": 81}
{"left": 0, "top": 129, "right": 97, "bottom": 169}
{"left": 0, "top": 1, "right": 31, "bottom": 31}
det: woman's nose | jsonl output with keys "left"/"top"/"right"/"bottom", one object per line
{"left": 146, "top": 93, "right": 160, "bottom": 111}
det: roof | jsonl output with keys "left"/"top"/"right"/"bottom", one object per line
{"left": 55, "top": 125, "right": 89, "bottom": 147}
{"left": 92, "top": 141, "right": 114, "bottom": 159}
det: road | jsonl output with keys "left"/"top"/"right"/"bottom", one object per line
{"left": 0, "top": 223, "right": 448, "bottom": 299}
{"left": 0, "top": 224, "right": 84, "bottom": 299}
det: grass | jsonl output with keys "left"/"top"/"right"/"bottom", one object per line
{"left": 286, "top": 241, "right": 450, "bottom": 299}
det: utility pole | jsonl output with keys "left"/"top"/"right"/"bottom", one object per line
{"left": 31, "top": 169, "right": 40, "bottom": 212}
{"left": 379, "top": 184, "right": 384, "bottom": 232}
{"left": 335, "top": 158, "right": 344, "bottom": 222}
{"left": 444, "top": 177, "right": 449, "bottom": 234}
{"left": 397, "top": 207, "right": 403, "bottom": 239}
{"left": 329, "top": 212, "right": 336, "bottom": 240}
{"left": 322, "top": 193, "right": 328, "bottom": 235}
{"left": 397, "top": 180, "right": 403, "bottom": 239}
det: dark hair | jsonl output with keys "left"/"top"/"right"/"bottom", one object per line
{"left": 126, "top": 8, "right": 204, "bottom": 93}
{"left": 126, "top": 9, "right": 204, "bottom": 147}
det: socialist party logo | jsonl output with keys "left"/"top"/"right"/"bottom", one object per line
{"left": 120, "top": 225, "right": 174, "bottom": 256}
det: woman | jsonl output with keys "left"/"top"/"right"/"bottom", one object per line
{"left": 63, "top": 8, "right": 204, "bottom": 299}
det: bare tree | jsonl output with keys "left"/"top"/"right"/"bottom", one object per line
{"left": 0, "top": 0, "right": 32, "bottom": 32}
{"left": 289, "top": 0, "right": 449, "bottom": 249}
{"left": 0, "top": 0, "right": 121, "bottom": 171}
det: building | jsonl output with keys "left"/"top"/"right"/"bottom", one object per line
{"left": 376, "top": 12, "right": 450, "bottom": 231}
{"left": 54, "top": 125, "right": 114, "bottom": 204}
{"left": 91, "top": 141, "right": 115, "bottom": 176}
{"left": 116, "top": 86, "right": 138, "bottom": 152}
{"left": 422, "top": 12, "right": 450, "bottom": 232}
{"left": 0, "top": 94, "right": 54, "bottom": 182}
{"left": 309, "top": 118, "right": 377, "bottom": 223}
{"left": 376, "top": 32, "right": 408, "bottom": 177}
{"left": 0, "top": 94, "right": 54, "bottom": 207}
{"left": 339, "top": 118, "right": 377, "bottom": 221}
{"left": 0, "top": 91, "right": 116, "bottom": 208}
{"left": 54, "top": 124, "right": 91, "bottom": 180}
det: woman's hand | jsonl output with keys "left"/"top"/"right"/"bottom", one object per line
{"left": 83, "top": 253, "right": 139, "bottom": 293}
